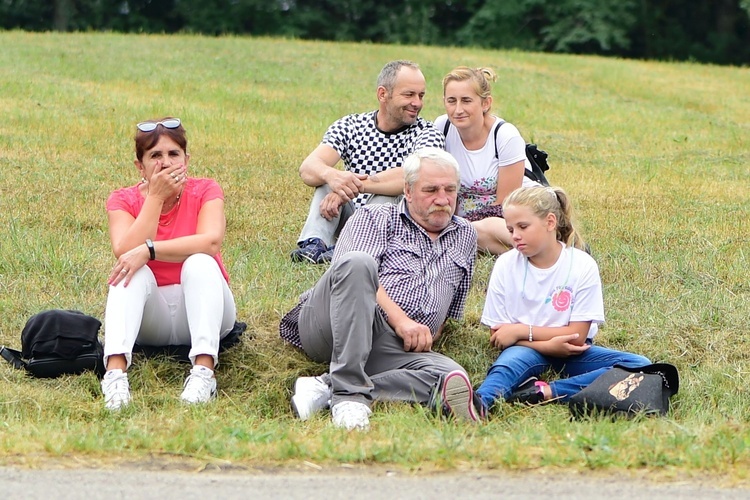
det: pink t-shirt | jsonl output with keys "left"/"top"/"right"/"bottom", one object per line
{"left": 106, "top": 177, "right": 229, "bottom": 286}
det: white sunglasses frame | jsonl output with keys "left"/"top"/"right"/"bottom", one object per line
{"left": 136, "top": 118, "right": 181, "bottom": 132}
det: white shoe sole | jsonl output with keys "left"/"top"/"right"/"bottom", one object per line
{"left": 441, "top": 371, "right": 479, "bottom": 423}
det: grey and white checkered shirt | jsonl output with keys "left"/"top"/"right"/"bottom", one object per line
{"left": 322, "top": 111, "right": 445, "bottom": 208}
{"left": 280, "top": 200, "right": 477, "bottom": 349}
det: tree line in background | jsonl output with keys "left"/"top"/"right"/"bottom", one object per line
{"left": 4, "top": 0, "right": 749, "bottom": 66}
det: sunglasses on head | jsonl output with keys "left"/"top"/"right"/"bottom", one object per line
{"left": 136, "top": 118, "right": 181, "bottom": 132}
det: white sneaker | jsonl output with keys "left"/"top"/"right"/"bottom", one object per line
{"left": 180, "top": 365, "right": 217, "bottom": 404}
{"left": 101, "top": 369, "right": 130, "bottom": 411}
{"left": 331, "top": 401, "right": 371, "bottom": 431}
{"left": 291, "top": 375, "right": 331, "bottom": 420}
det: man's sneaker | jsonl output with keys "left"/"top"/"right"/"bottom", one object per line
{"left": 316, "top": 245, "right": 335, "bottom": 264}
{"left": 507, "top": 376, "right": 549, "bottom": 405}
{"left": 331, "top": 401, "right": 371, "bottom": 431}
{"left": 180, "top": 365, "right": 217, "bottom": 404}
{"left": 290, "top": 237, "right": 328, "bottom": 264}
{"left": 101, "top": 369, "right": 131, "bottom": 411}
{"left": 291, "top": 375, "right": 331, "bottom": 420}
{"left": 440, "top": 370, "right": 482, "bottom": 423}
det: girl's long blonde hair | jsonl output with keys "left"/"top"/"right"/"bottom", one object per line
{"left": 503, "top": 185, "right": 587, "bottom": 251}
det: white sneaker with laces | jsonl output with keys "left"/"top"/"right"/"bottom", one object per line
{"left": 180, "top": 365, "right": 217, "bottom": 404}
{"left": 331, "top": 401, "right": 371, "bottom": 431}
{"left": 291, "top": 375, "right": 331, "bottom": 420}
{"left": 101, "top": 369, "right": 131, "bottom": 411}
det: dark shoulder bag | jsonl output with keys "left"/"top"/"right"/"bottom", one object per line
{"left": 568, "top": 363, "right": 679, "bottom": 419}
{"left": 1, "top": 309, "right": 105, "bottom": 378}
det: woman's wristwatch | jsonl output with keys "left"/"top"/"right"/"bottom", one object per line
{"left": 145, "top": 239, "right": 156, "bottom": 260}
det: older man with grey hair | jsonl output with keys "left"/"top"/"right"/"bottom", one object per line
{"left": 280, "top": 147, "right": 483, "bottom": 431}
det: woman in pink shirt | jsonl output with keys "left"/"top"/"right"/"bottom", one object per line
{"left": 100, "top": 117, "right": 236, "bottom": 410}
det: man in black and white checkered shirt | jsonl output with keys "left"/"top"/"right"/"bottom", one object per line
{"left": 281, "top": 148, "right": 483, "bottom": 431}
{"left": 290, "top": 60, "right": 445, "bottom": 264}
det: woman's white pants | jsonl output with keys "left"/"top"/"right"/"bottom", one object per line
{"left": 103, "top": 253, "right": 236, "bottom": 368}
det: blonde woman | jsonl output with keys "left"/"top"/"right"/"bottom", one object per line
{"left": 435, "top": 66, "right": 540, "bottom": 255}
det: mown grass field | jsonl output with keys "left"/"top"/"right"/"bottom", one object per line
{"left": 0, "top": 31, "right": 749, "bottom": 484}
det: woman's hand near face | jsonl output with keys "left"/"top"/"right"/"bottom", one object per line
{"left": 147, "top": 163, "right": 186, "bottom": 203}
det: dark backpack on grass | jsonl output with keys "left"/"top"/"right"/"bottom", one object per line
{"left": 442, "top": 120, "right": 551, "bottom": 186}
{"left": 568, "top": 363, "right": 679, "bottom": 419}
{"left": 0, "top": 309, "right": 105, "bottom": 378}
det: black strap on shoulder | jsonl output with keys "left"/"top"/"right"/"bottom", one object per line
{"left": 492, "top": 120, "right": 506, "bottom": 159}
{"left": 494, "top": 120, "right": 542, "bottom": 185}
{"left": 444, "top": 119, "right": 505, "bottom": 159}
{"left": 445, "top": 118, "right": 539, "bottom": 183}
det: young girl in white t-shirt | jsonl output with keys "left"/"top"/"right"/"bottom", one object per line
{"left": 475, "top": 185, "right": 650, "bottom": 409}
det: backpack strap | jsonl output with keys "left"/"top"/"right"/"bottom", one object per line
{"left": 1, "top": 346, "right": 28, "bottom": 371}
{"left": 492, "top": 120, "right": 506, "bottom": 159}
{"left": 447, "top": 119, "right": 541, "bottom": 184}
{"left": 444, "top": 118, "right": 506, "bottom": 159}
{"left": 493, "top": 119, "right": 547, "bottom": 185}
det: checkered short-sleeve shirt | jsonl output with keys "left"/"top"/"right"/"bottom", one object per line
{"left": 322, "top": 111, "right": 445, "bottom": 208}
{"left": 279, "top": 201, "right": 477, "bottom": 349}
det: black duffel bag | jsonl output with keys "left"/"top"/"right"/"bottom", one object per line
{"left": 1, "top": 309, "right": 105, "bottom": 378}
{"left": 568, "top": 363, "right": 679, "bottom": 419}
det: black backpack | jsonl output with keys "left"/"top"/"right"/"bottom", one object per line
{"left": 442, "top": 120, "right": 550, "bottom": 186}
{"left": 568, "top": 363, "right": 680, "bottom": 419}
{"left": 0, "top": 309, "right": 105, "bottom": 378}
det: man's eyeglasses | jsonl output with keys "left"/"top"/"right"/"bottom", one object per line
{"left": 136, "top": 118, "right": 181, "bottom": 132}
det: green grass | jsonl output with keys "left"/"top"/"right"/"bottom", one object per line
{"left": 1, "top": 31, "right": 749, "bottom": 483}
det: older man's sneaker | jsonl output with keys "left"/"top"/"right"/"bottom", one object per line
{"left": 290, "top": 238, "right": 328, "bottom": 264}
{"left": 180, "top": 365, "right": 217, "bottom": 404}
{"left": 331, "top": 401, "right": 371, "bottom": 431}
{"left": 101, "top": 369, "right": 131, "bottom": 411}
{"left": 291, "top": 375, "right": 331, "bottom": 420}
{"left": 507, "top": 377, "right": 549, "bottom": 405}
{"left": 440, "top": 370, "right": 483, "bottom": 422}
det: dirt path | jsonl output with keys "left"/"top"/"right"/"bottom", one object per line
{"left": 2, "top": 464, "right": 749, "bottom": 499}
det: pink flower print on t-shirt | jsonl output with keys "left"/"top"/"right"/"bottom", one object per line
{"left": 551, "top": 289, "right": 572, "bottom": 312}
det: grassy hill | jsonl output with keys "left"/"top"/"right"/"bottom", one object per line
{"left": 1, "top": 31, "right": 749, "bottom": 482}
